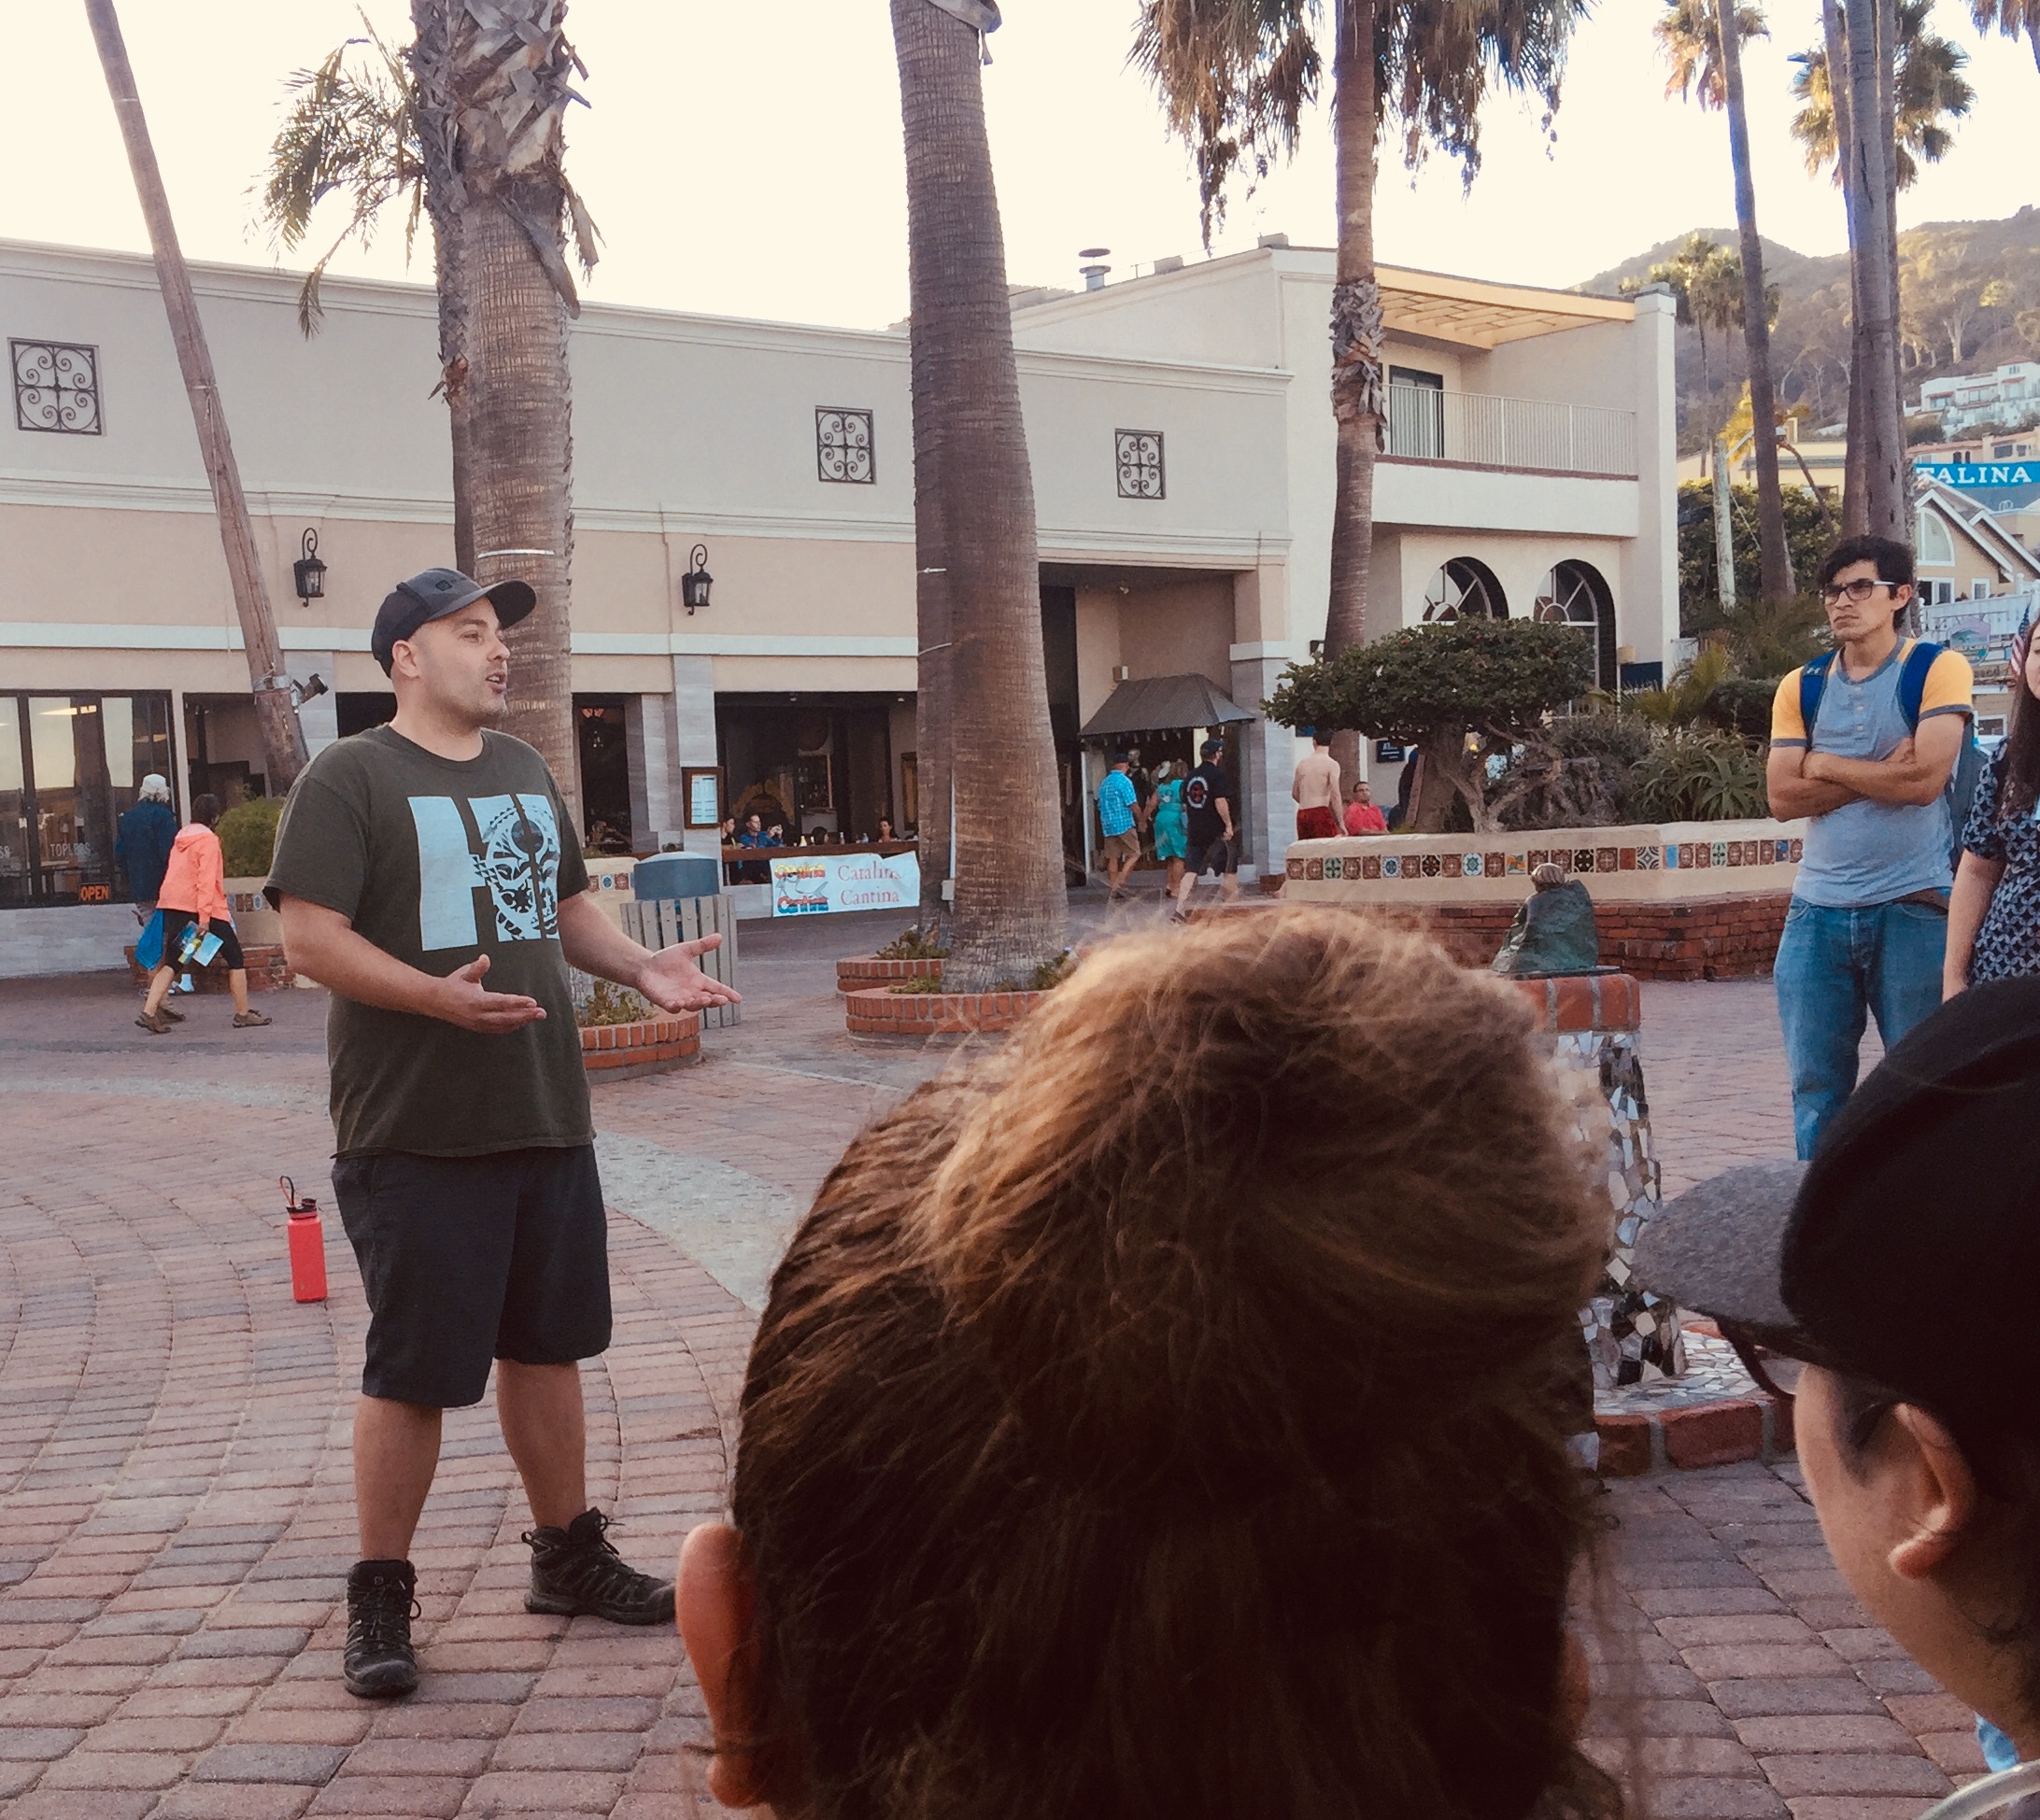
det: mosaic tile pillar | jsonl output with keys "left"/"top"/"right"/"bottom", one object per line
{"left": 1504, "top": 974, "right": 1683, "bottom": 1394}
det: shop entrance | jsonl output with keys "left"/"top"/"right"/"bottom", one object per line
{"left": 716, "top": 694, "right": 896, "bottom": 845}
{"left": 2, "top": 691, "right": 175, "bottom": 907}
{"left": 575, "top": 695, "right": 633, "bottom": 854}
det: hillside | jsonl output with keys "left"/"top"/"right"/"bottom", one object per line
{"left": 1575, "top": 207, "right": 2040, "bottom": 449}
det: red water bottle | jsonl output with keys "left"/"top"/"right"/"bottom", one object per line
{"left": 281, "top": 1176, "right": 328, "bottom": 1304}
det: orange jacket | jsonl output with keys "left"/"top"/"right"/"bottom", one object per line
{"left": 157, "top": 822, "right": 230, "bottom": 924}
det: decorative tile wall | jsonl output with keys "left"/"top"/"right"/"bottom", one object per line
{"left": 1286, "top": 838, "right": 1803, "bottom": 883}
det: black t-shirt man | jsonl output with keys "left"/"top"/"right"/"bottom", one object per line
{"left": 1183, "top": 761, "right": 1234, "bottom": 850}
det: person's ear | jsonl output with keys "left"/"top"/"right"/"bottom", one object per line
{"left": 1885, "top": 1404, "right": 1981, "bottom": 1582}
{"left": 678, "top": 1522, "right": 772, "bottom": 1810}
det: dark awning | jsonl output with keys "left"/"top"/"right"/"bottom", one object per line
{"left": 1078, "top": 673, "right": 1254, "bottom": 741}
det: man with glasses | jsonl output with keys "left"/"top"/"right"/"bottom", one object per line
{"left": 1767, "top": 534, "right": 1974, "bottom": 1158}
{"left": 1636, "top": 981, "right": 2040, "bottom": 1798}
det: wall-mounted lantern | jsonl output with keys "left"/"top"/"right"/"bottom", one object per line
{"left": 292, "top": 528, "right": 327, "bottom": 603}
{"left": 681, "top": 543, "right": 713, "bottom": 614}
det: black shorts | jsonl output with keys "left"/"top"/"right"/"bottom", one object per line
{"left": 332, "top": 1146, "right": 612, "bottom": 1407}
{"left": 1184, "top": 835, "right": 1238, "bottom": 878}
{"left": 158, "top": 908, "right": 245, "bottom": 970}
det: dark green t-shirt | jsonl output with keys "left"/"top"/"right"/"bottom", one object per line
{"left": 265, "top": 725, "right": 592, "bottom": 1159}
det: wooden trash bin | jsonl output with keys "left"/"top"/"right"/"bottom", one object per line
{"left": 620, "top": 896, "right": 741, "bottom": 1029}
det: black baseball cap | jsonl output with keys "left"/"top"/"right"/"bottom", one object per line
{"left": 1635, "top": 979, "right": 2040, "bottom": 1444}
{"left": 372, "top": 568, "right": 537, "bottom": 674}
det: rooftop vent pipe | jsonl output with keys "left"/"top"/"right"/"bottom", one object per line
{"left": 1079, "top": 247, "right": 1112, "bottom": 291}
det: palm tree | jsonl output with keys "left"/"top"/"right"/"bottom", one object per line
{"left": 1134, "top": 0, "right": 1583, "bottom": 687}
{"left": 87, "top": 0, "right": 308, "bottom": 792}
{"left": 889, "top": 0, "right": 1067, "bottom": 990}
{"left": 1971, "top": 0, "right": 2040, "bottom": 72}
{"left": 1789, "top": 0, "right": 1973, "bottom": 188}
{"left": 1656, "top": 0, "right": 1792, "bottom": 603}
{"left": 258, "top": 6, "right": 598, "bottom": 814}
{"left": 1842, "top": 0, "right": 1907, "bottom": 540}
{"left": 1628, "top": 232, "right": 1744, "bottom": 456}
{"left": 257, "top": 20, "right": 476, "bottom": 572}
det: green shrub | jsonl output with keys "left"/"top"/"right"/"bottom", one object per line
{"left": 1495, "top": 712, "right": 1650, "bottom": 832}
{"left": 216, "top": 797, "right": 284, "bottom": 877}
{"left": 1630, "top": 728, "right": 1770, "bottom": 823}
{"left": 876, "top": 925, "right": 950, "bottom": 960}
{"left": 1702, "top": 676, "right": 1780, "bottom": 741}
{"left": 1551, "top": 713, "right": 1652, "bottom": 769}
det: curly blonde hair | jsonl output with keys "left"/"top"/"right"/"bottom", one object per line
{"left": 732, "top": 906, "right": 1617, "bottom": 1820}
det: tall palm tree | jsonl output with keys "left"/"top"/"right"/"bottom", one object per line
{"left": 257, "top": 20, "right": 476, "bottom": 572}
{"left": 1842, "top": 0, "right": 1907, "bottom": 540}
{"left": 1789, "top": 0, "right": 1973, "bottom": 187}
{"left": 87, "top": 0, "right": 308, "bottom": 792}
{"left": 260, "top": 7, "right": 597, "bottom": 813}
{"left": 890, "top": 0, "right": 1067, "bottom": 990}
{"left": 1135, "top": 0, "right": 1583, "bottom": 686}
{"left": 1656, "top": 0, "right": 1792, "bottom": 603}
{"left": 1971, "top": 0, "right": 2040, "bottom": 72}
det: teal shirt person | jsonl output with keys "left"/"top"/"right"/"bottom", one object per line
{"left": 1151, "top": 776, "right": 1187, "bottom": 861}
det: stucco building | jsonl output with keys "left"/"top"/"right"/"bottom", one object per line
{"left": 0, "top": 233, "right": 1675, "bottom": 959}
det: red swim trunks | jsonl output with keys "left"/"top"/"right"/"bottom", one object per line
{"left": 1296, "top": 805, "right": 1341, "bottom": 840}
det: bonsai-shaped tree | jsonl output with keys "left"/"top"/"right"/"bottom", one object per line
{"left": 1266, "top": 619, "right": 1594, "bottom": 833}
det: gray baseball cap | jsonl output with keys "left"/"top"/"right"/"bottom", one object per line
{"left": 373, "top": 568, "right": 537, "bottom": 673}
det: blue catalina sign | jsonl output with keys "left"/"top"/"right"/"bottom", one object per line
{"left": 1918, "top": 459, "right": 2040, "bottom": 490}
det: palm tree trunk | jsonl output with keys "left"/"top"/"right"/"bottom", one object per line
{"left": 1843, "top": 0, "right": 1906, "bottom": 539}
{"left": 409, "top": 0, "right": 474, "bottom": 574}
{"left": 1325, "top": 0, "right": 1381, "bottom": 793}
{"left": 441, "top": 0, "right": 581, "bottom": 831}
{"left": 908, "top": 376, "right": 954, "bottom": 930}
{"left": 890, "top": 0, "right": 1066, "bottom": 990}
{"left": 1716, "top": 0, "right": 1792, "bottom": 601}
{"left": 1823, "top": 0, "right": 1871, "bottom": 532}
{"left": 85, "top": 0, "right": 307, "bottom": 793}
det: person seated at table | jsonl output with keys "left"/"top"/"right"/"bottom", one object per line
{"left": 676, "top": 907, "right": 1619, "bottom": 1820}
{"left": 877, "top": 818, "right": 896, "bottom": 844}
{"left": 1637, "top": 981, "right": 2040, "bottom": 1797}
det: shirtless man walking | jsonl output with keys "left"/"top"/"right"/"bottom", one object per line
{"left": 1292, "top": 729, "right": 1344, "bottom": 840}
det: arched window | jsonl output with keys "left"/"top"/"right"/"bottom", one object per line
{"left": 1420, "top": 557, "right": 1508, "bottom": 623}
{"left": 1917, "top": 508, "right": 1955, "bottom": 568}
{"left": 1534, "top": 560, "right": 1618, "bottom": 690}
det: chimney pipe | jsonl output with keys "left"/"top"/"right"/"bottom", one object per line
{"left": 1079, "top": 246, "right": 1112, "bottom": 291}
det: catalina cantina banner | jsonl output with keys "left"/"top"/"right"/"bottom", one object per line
{"left": 770, "top": 851, "right": 922, "bottom": 917}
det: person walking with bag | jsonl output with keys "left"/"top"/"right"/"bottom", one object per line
{"left": 116, "top": 773, "right": 177, "bottom": 915}
{"left": 1766, "top": 535, "right": 1975, "bottom": 1158}
{"left": 268, "top": 567, "right": 740, "bottom": 1700}
{"left": 135, "top": 793, "right": 270, "bottom": 1034}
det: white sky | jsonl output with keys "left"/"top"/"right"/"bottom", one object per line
{"left": 9, "top": 1, "right": 2038, "bottom": 332}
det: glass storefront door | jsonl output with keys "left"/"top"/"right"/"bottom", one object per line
{"left": 1, "top": 691, "right": 175, "bottom": 906}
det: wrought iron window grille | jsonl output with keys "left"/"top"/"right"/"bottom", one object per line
{"left": 816, "top": 408, "right": 875, "bottom": 484}
{"left": 1116, "top": 429, "right": 1164, "bottom": 500}
{"left": 12, "top": 341, "right": 102, "bottom": 435}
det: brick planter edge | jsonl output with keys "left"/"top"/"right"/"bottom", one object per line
{"left": 1595, "top": 1394, "right": 1794, "bottom": 1476}
{"left": 126, "top": 943, "right": 292, "bottom": 993}
{"left": 581, "top": 1013, "right": 702, "bottom": 1080}
{"left": 836, "top": 954, "right": 944, "bottom": 994}
{"left": 844, "top": 985, "right": 1042, "bottom": 1038}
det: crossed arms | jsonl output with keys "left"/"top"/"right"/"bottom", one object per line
{"left": 1765, "top": 712, "right": 1966, "bottom": 821}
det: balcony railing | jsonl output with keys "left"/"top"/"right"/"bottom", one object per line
{"left": 1382, "top": 383, "right": 1638, "bottom": 478}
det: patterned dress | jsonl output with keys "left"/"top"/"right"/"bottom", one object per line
{"left": 1961, "top": 750, "right": 2040, "bottom": 983}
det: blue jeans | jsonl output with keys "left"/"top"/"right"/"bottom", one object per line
{"left": 1775, "top": 899, "right": 1948, "bottom": 1160}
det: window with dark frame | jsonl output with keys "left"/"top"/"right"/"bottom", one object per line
{"left": 12, "top": 341, "right": 102, "bottom": 435}
{"left": 1116, "top": 430, "right": 1165, "bottom": 500}
{"left": 816, "top": 408, "right": 875, "bottom": 484}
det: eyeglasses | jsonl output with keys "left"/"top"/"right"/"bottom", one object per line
{"left": 1820, "top": 578, "right": 1901, "bottom": 605}
{"left": 1720, "top": 1324, "right": 1813, "bottom": 1402}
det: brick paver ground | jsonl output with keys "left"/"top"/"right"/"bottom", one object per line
{"left": 0, "top": 901, "right": 1962, "bottom": 1816}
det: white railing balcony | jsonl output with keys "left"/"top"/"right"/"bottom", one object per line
{"left": 1382, "top": 383, "right": 1638, "bottom": 478}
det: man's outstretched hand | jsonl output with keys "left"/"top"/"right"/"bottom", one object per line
{"left": 436, "top": 954, "right": 547, "bottom": 1033}
{"left": 636, "top": 934, "right": 743, "bottom": 1013}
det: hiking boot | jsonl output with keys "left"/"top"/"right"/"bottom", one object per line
{"left": 135, "top": 1009, "right": 173, "bottom": 1035}
{"left": 233, "top": 1009, "right": 273, "bottom": 1028}
{"left": 344, "top": 1559, "right": 418, "bottom": 1699}
{"left": 524, "top": 1508, "right": 674, "bottom": 1625}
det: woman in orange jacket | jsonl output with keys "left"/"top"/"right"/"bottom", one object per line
{"left": 136, "top": 793, "right": 272, "bottom": 1034}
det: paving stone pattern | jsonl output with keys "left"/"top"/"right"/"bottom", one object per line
{"left": 0, "top": 908, "right": 1952, "bottom": 1815}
